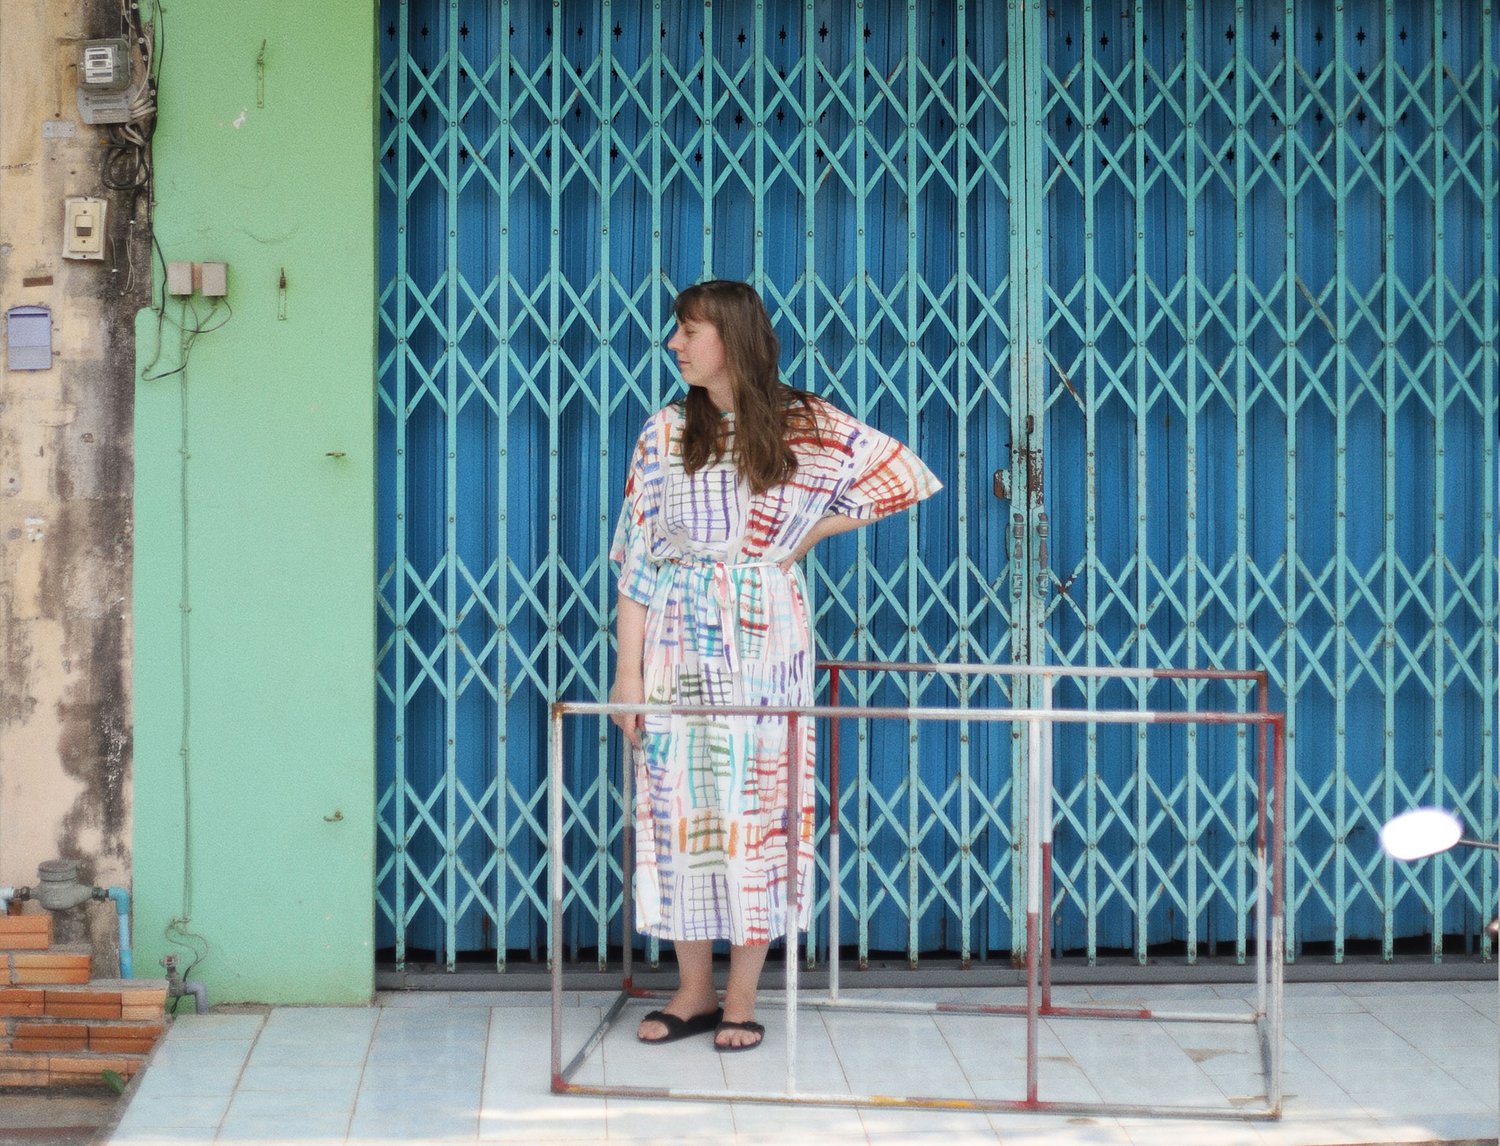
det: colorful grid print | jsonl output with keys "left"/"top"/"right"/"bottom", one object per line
{"left": 611, "top": 398, "right": 940, "bottom": 944}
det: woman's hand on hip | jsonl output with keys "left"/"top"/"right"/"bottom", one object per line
{"left": 778, "top": 513, "right": 869, "bottom": 572}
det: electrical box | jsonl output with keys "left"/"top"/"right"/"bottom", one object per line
{"left": 78, "top": 39, "right": 130, "bottom": 91}
{"left": 199, "top": 261, "right": 228, "bottom": 298}
{"left": 166, "top": 261, "right": 193, "bottom": 296}
{"left": 165, "top": 261, "right": 230, "bottom": 297}
{"left": 6, "top": 305, "right": 54, "bottom": 371}
{"left": 76, "top": 38, "right": 151, "bottom": 126}
{"left": 62, "top": 197, "right": 106, "bottom": 260}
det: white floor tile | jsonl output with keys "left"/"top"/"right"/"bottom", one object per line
{"left": 859, "top": 1104, "right": 1001, "bottom": 1141}
{"left": 987, "top": 1112, "right": 1135, "bottom": 1143}
{"left": 347, "top": 1103, "right": 480, "bottom": 1142}
{"left": 125, "top": 1059, "right": 247, "bottom": 1100}
{"left": 730, "top": 1097, "right": 868, "bottom": 1140}
{"left": 235, "top": 1061, "right": 365, "bottom": 1093}
{"left": 606, "top": 1094, "right": 739, "bottom": 1141}
{"left": 109, "top": 1094, "right": 229, "bottom": 1129}
{"left": 823, "top": 1011, "right": 974, "bottom": 1101}
{"left": 479, "top": 1091, "right": 608, "bottom": 1142}
{"left": 224, "top": 1087, "right": 356, "bottom": 1121}
{"left": 1118, "top": 1113, "right": 1267, "bottom": 1146}
{"left": 717, "top": 1011, "right": 851, "bottom": 1096}
{"left": 147, "top": 1039, "right": 255, "bottom": 1072}
{"left": 216, "top": 1110, "right": 353, "bottom": 1142}
{"left": 99, "top": 980, "right": 1500, "bottom": 1146}
{"left": 110, "top": 1126, "right": 223, "bottom": 1144}
{"left": 600, "top": 1025, "right": 730, "bottom": 1092}
{"left": 161, "top": 1013, "right": 266, "bottom": 1041}
{"left": 1371, "top": 1110, "right": 1500, "bottom": 1142}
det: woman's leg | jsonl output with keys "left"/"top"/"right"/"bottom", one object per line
{"left": 636, "top": 939, "right": 719, "bottom": 1040}
{"left": 715, "top": 941, "right": 769, "bottom": 1049}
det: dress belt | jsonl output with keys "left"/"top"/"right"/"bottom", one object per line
{"left": 661, "top": 558, "right": 799, "bottom": 703}
{"left": 666, "top": 557, "right": 784, "bottom": 570}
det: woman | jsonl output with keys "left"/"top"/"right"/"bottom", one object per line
{"left": 609, "top": 281, "right": 939, "bottom": 1051}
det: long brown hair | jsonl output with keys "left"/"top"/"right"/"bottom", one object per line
{"left": 672, "top": 281, "right": 817, "bottom": 495}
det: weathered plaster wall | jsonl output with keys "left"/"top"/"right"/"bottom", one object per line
{"left": 0, "top": 0, "right": 146, "bottom": 967}
{"left": 132, "top": 0, "right": 376, "bottom": 1003}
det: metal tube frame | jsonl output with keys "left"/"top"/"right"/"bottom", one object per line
{"left": 549, "top": 662, "right": 1285, "bottom": 1120}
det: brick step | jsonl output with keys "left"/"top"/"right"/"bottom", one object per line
{"left": 2, "top": 1016, "right": 167, "bottom": 1054}
{"left": 2, "top": 945, "right": 93, "bottom": 985}
{"left": 0, "top": 980, "right": 169, "bottom": 1089}
{"left": 0, "top": 980, "right": 170, "bottom": 1021}
{"left": 0, "top": 914, "right": 53, "bottom": 951}
{"left": 0, "top": 1048, "right": 149, "bottom": 1088}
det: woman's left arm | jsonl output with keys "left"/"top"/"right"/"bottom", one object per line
{"left": 778, "top": 512, "right": 875, "bottom": 571}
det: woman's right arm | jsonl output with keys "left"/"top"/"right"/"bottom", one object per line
{"left": 610, "top": 594, "right": 648, "bottom": 748}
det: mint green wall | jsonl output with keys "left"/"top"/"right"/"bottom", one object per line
{"left": 133, "top": 4, "right": 376, "bottom": 1003}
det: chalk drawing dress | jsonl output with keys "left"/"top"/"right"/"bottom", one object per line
{"left": 611, "top": 397, "right": 940, "bottom": 944}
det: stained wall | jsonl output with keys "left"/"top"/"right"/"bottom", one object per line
{"left": 0, "top": 0, "right": 147, "bottom": 968}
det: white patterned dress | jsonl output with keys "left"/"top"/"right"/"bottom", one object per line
{"left": 611, "top": 397, "right": 939, "bottom": 944}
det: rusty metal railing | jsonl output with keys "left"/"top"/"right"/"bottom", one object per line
{"left": 547, "top": 662, "right": 1285, "bottom": 1119}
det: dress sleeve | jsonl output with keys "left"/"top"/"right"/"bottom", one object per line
{"left": 609, "top": 418, "right": 661, "bottom": 605}
{"left": 827, "top": 416, "right": 942, "bottom": 521}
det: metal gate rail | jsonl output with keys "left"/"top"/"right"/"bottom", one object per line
{"left": 819, "top": 661, "right": 1272, "bottom": 994}
{"left": 546, "top": 666, "right": 1286, "bottom": 1119}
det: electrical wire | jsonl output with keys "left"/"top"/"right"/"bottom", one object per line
{"left": 116, "top": 0, "right": 215, "bottom": 985}
{"left": 101, "top": 1, "right": 160, "bottom": 293}
{"left": 150, "top": 293, "right": 229, "bottom": 996}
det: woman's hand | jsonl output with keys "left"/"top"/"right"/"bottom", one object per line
{"left": 612, "top": 594, "right": 648, "bottom": 749}
{"left": 610, "top": 676, "right": 645, "bottom": 749}
{"left": 777, "top": 539, "right": 815, "bottom": 572}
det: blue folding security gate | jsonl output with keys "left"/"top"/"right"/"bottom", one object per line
{"left": 377, "top": 0, "right": 1499, "bottom": 971}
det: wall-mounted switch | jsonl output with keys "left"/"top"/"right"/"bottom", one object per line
{"left": 166, "top": 261, "right": 193, "bottom": 296}
{"left": 62, "top": 197, "right": 106, "bottom": 260}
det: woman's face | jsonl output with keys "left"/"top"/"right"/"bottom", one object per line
{"left": 667, "top": 316, "right": 732, "bottom": 404}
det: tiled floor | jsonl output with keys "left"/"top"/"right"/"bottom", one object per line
{"left": 106, "top": 981, "right": 1500, "bottom": 1145}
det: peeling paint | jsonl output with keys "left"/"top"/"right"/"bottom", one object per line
{"left": 0, "top": 0, "right": 147, "bottom": 968}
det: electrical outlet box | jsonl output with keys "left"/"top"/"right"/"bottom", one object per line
{"left": 62, "top": 197, "right": 106, "bottom": 260}
{"left": 199, "top": 261, "right": 228, "bottom": 298}
{"left": 166, "top": 261, "right": 193, "bottom": 296}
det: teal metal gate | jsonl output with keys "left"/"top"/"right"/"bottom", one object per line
{"left": 377, "top": 0, "right": 1499, "bottom": 970}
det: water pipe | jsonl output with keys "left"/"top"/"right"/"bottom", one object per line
{"left": 160, "top": 954, "right": 208, "bottom": 1014}
{"left": 0, "top": 887, "right": 18, "bottom": 914}
{"left": 94, "top": 887, "right": 132, "bottom": 978}
{"left": 22, "top": 861, "right": 135, "bottom": 980}
{"left": 180, "top": 979, "right": 209, "bottom": 1014}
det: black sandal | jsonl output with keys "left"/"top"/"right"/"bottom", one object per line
{"left": 636, "top": 1007, "right": 723, "bottom": 1044}
{"left": 713, "top": 1019, "right": 765, "bottom": 1052}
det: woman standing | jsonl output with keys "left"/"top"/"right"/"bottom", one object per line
{"left": 610, "top": 281, "right": 939, "bottom": 1051}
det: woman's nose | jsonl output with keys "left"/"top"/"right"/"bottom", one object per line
{"left": 666, "top": 329, "right": 684, "bottom": 351}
